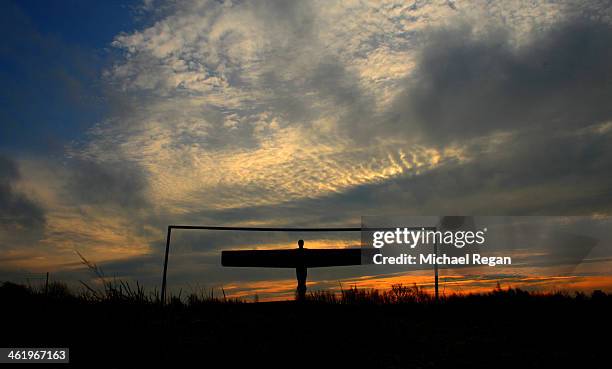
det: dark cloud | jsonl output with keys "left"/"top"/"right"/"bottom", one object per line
{"left": 383, "top": 11, "right": 612, "bottom": 145}
{"left": 316, "top": 128, "right": 612, "bottom": 216}
{"left": 251, "top": 0, "right": 315, "bottom": 36}
{"left": 251, "top": 1, "right": 378, "bottom": 130}
{"left": 65, "top": 159, "right": 149, "bottom": 209}
{"left": 0, "top": 154, "right": 45, "bottom": 237}
{"left": 260, "top": 55, "right": 375, "bottom": 132}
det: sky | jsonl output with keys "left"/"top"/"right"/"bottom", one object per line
{"left": 1, "top": 0, "right": 612, "bottom": 300}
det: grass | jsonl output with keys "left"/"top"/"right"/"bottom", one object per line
{"left": 2, "top": 276, "right": 610, "bottom": 367}
{"left": 2, "top": 277, "right": 610, "bottom": 307}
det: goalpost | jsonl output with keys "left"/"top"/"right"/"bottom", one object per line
{"left": 160, "top": 224, "right": 439, "bottom": 304}
{"left": 160, "top": 225, "right": 361, "bottom": 304}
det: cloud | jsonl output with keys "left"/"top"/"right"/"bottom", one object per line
{"left": 65, "top": 0, "right": 612, "bottom": 250}
{"left": 381, "top": 12, "right": 612, "bottom": 146}
{"left": 79, "top": 0, "right": 485, "bottom": 214}
{"left": 64, "top": 158, "right": 149, "bottom": 210}
{"left": 0, "top": 155, "right": 45, "bottom": 239}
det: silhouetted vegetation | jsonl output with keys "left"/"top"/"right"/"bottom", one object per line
{"left": 1, "top": 279, "right": 610, "bottom": 367}
{"left": 6, "top": 278, "right": 610, "bottom": 306}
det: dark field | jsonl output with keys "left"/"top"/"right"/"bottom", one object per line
{"left": 1, "top": 282, "right": 610, "bottom": 368}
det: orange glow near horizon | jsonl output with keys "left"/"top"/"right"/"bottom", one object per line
{"left": 222, "top": 272, "right": 612, "bottom": 302}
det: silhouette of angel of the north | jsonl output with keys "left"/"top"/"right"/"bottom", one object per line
{"left": 222, "top": 239, "right": 367, "bottom": 301}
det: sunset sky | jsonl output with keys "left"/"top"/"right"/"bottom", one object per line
{"left": 1, "top": 0, "right": 612, "bottom": 300}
